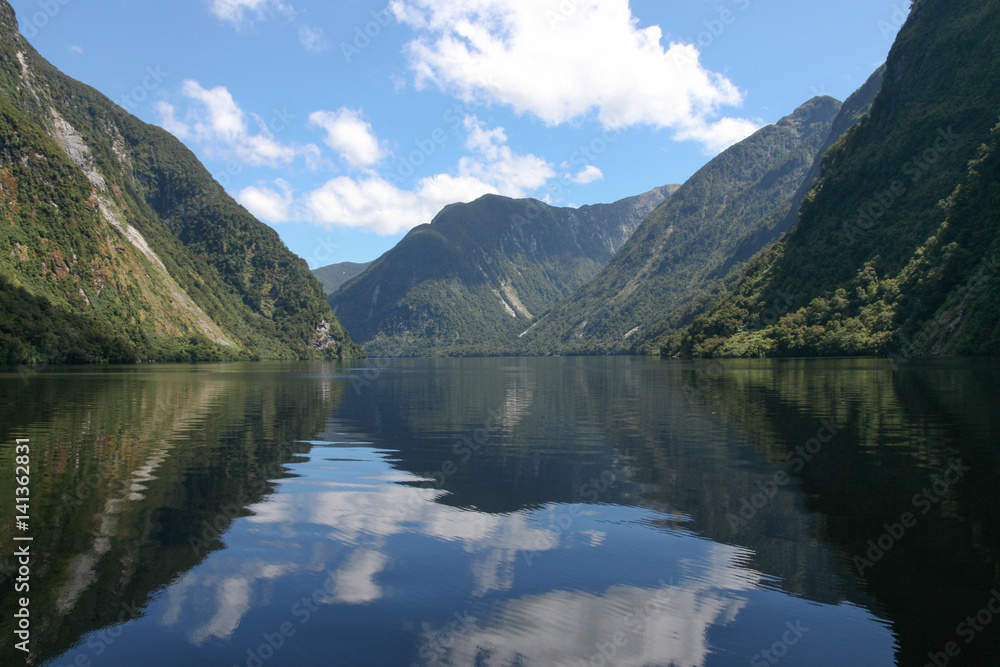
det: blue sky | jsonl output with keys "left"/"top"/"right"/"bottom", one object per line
{"left": 10, "top": 0, "right": 908, "bottom": 266}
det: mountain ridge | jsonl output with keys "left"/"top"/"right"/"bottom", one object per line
{"left": 313, "top": 261, "right": 373, "bottom": 296}
{"left": 672, "top": 0, "right": 1000, "bottom": 358}
{"left": 513, "top": 95, "right": 847, "bottom": 356}
{"left": 329, "top": 185, "right": 678, "bottom": 356}
{"left": 0, "top": 1, "right": 360, "bottom": 363}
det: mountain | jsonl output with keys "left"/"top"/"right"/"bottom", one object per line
{"left": 672, "top": 0, "right": 1000, "bottom": 358}
{"left": 313, "top": 261, "right": 372, "bottom": 296}
{"left": 0, "top": 1, "right": 360, "bottom": 364}
{"left": 514, "top": 96, "right": 845, "bottom": 356}
{"left": 701, "top": 66, "right": 886, "bottom": 288}
{"left": 328, "top": 186, "right": 677, "bottom": 356}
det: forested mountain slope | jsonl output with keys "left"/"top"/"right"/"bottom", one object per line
{"left": 328, "top": 186, "right": 676, "bottom": 357}
{"left": 672, "top": 0, "right": 1000, "bottom": 358}
{"left": 515, "top": 97, "right": 843, "bottom": 355}
{"left": 313, "top": 262, "right": 372, "bottom": 296}
{"left": 0, "top": 0, "right": 359, "bottom": 364}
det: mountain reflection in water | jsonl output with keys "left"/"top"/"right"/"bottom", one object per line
{"left": 0, "top": 358, "right": 995, "bottom": 666}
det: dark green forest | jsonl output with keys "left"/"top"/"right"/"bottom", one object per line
{"left": 668, "top": 0, "right": 1000, "bottom": 359}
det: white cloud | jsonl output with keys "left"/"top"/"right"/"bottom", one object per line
{"left": 308, "top": 108, "right": 385, "bottom": 169}
{"left": 674, "top": 116, "right": 762, "bottom": 155}
{"left": 241, "top": 116, "right": 555, "bottom": 234}
{"left": 570, "top": 165, "right": 603, "bottom": 185}
{"left": 156, "top": 80, "right": 316, "bottom": 168}
{"left": 209, "top": 0, "right": 293, "bottom": 25}
{"left": 418, "top": 578, "right": 752, "bottom": 666}
{"left": 155, "top": 101, "right": 191, "bottom": 140}
{"left": 390, "top": 0, "right": 759, "bottom": 152}
{"left": 299, "top": 24, "right": 331, "bottom": 52}
{"left": 238, "top": 179, "right": 293, "bottom": 221}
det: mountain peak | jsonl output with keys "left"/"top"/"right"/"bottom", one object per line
{"left": 0, "top": 0, "right": 18, "bottom": 41}
{"left": 329, "top": 188, "right": 676, "bottom": 356}
{"left": 777, "top": 96, "right": 843, "bottom": 135}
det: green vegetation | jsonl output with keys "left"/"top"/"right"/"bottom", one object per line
{"left": 514, "top": 97, "right": 845, "bottom": 356}
{"left": 329, "top": 187, "right": 675, "bottom": 357}
{"left": 0, "top": 1, "right": 359, "bottom": 365}
{"left": 670, "top": 0, "right": 1000, "bottom": 359}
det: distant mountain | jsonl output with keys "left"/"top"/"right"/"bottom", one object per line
{"left": 673, "top": 0, "right": 1000, "bottom": 358}
{"left": 0, "top": 0, "right": 359, "bottom": 364}
{"left": 313, "top": 262, "right": 372, "bottom": 296}
{"left": 515, "top": 96, "right": 844, "bottom": 355}
{"left": 328, "top": 186, "right": 677, "bottom": 356}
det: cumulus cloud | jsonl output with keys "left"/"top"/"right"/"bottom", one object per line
{"left": 209, "top": 0, "right": 293, "bottom": 25}
{"left": 238, "top": 179, "right": 294, "bottom": 221}
{"left": 308, "top": 108, "right": 386, "bottom": 169}
{"left": 241, "top": 115, "right": 555, "bottom": 234}
{"left": 570, "top": 165, "right": 604, "bottom": 185}
{"left": 156, "top": 80, "right": 316, "bottom": 168}
{"left": 389, "top": 0, "right": 759, "bottom": 152}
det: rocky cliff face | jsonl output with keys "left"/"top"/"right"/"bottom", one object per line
{"left": 0, "top": 0, "right": 360, "bottom": 363}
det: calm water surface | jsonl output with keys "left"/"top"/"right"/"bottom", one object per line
{"left": 0, "top": 357, "right": 998, "bottom": 666}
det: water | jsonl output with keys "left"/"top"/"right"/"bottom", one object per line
{"left": 0, "top": 357, "right": 997, "bottom": 666}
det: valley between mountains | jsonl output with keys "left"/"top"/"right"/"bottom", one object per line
{"left": 2, "top": 0, "right": 997, "bottom": 364}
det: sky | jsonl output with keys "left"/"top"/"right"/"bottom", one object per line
{"left": 9, "top": 0, "right": 908, "bottom": 267}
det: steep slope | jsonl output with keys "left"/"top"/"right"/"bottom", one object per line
{"left": 0, "top": 1, "right": 359, "bottom": 364}
{"left": 328, "top": 186, "right": 676, "bottom": 356}
{"left": 313, "top": 261, "right": 372, "bottom": 296}
{"left": 708, "top": 66, "right": 885, "bottom": 283}
{"left": 515, "top": 96, "right": 843, "bottom": 355}
{"left": 673, "top": 0, "right": 1000, "bottom": 358}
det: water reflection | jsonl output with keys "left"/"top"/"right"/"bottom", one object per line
{"left": 0, "top": 363, "right": 341, "bottom": 666}
{"left": 0, "top": 358, "right": 996, "bottom": 666}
